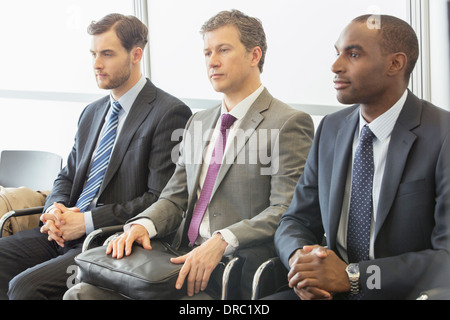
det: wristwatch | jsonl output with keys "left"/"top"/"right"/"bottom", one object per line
{"left": 345, "top": 263, "right": 360, "bottom": 295}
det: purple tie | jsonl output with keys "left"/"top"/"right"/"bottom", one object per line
{"left": 187, "top": 113, "right": 237, "bottom": 246}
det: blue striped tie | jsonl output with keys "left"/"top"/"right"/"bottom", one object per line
{"left": 76, "top": 101, "right": 122, "bottom": 212}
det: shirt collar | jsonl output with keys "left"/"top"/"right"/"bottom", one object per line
{"left": 109, "top": 75, "right": 147, "bottom": 115}
{"left": 359, "top": 89, "right": 408, "bottom": 142}
{"left": 220, "top": 85, "right": 265, "bottom": 120}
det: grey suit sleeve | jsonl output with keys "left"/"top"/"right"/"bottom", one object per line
{"left": 227, "top": 111, "right": 315, "bottom": 247}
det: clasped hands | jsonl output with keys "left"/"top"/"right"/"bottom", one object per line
{"left": 40, "top": 202, "right": 86, "bottom": 247}
{"left": 106, "top": 224, "right": 228, "bottom": 297}
{"left": 288, "top": 245, "right": 351, "bottom": 300}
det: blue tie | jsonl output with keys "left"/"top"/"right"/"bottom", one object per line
{"left": 347, "top": 125, "right": 375, "bottom": 263}
{"left": 76, "top": 101, "right": 122, "bottom": 212}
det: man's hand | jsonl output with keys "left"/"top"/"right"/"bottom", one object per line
{"left": 56, "top": 203, "right": 86, "bottom": 243}
{"left": 40, "top": 203, "right": 64, "bottom": 245}
{"left": 288, "top": 245, "right": 350, "bottom": 299}
{"left": 106, "top": 224, "right": 152, "bottom": 259}
{"left": 40, "top": 202, "right": 81, "bottom": 247}
{"left": 288, "top": 245, "right": 332, "bottom": 300}
{"left": 170, "top": 233, "right": 228, "bottom": 297}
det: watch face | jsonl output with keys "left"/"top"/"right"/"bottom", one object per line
{"left": 347, "top": 264, "right": 359, "bottom": 274}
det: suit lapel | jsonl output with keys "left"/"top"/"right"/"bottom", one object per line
{"left": 99, "top": 80, "right": 157, "bottom": 194}
{"left": 327, "top": 107, "right": 359, "bottom": 250}
{"left": 374, "top": 91, "right": 420, "bottom": 239}
{"left": 211, "top": 89, "right": 270, "bottom": 196}
{"left": 72, "top": 99, "right": 109, "bottom": 202}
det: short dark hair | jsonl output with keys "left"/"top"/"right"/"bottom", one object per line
{"left": 200, "top": 9, "right": 267, "bottom": 73}
{"left": 88, "top": 13, "right": 148, "bottom": 52}
{"left": 353, "top": 14, "right": 419, "bottom": 82}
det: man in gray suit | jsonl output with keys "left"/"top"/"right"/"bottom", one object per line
{"left": 271, "top": 15, "right": 450, "bottom": 300}
{"left": 0, "top": 14, "right": 191, "bottom": 300}
{"left": 65, "top": 9, "right": 314, "bottom": 300}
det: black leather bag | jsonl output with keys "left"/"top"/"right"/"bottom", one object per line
{"left": 75, "top": 240, "right": 188, "bottom": 300}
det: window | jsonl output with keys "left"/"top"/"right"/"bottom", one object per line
{"left": 0, "top": 0, "right": 133, "bottom": 95}
{"left": 0, "top": 0, "right": 134, "bottom": 159}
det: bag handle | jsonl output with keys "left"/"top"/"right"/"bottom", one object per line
{"left": 170, "top": 213, "right": 188, "bottom": 250}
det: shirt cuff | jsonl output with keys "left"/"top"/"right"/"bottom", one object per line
{"left": 214, "top": 229, "right": 239, "bottom": 257}
{"left": 45, "top": 204, "right": 56, "bottom": 213}
{"left": 124, "top": 218, "right": 158, "bottom": 239}
{"left": 84, "top": 211, "right": 94, "bottom": 235}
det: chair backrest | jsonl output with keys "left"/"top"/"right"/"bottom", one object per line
{"left": 0, "top": 150, "right": 62, "bottom": 191}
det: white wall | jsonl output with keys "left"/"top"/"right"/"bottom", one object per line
{"left": 0, "top": 0, "right": 133, "bottom": 162}
{"left": 0, "top": 98, "right": 85, "bottom": 161}
{"left": 429, "top": 0, "right": 450, "bottom": 110}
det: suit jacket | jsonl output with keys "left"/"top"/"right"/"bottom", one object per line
{"left": 129, "top": 88, "right": 315, "bottom": 250}
{"left": 275, "top": 90, "right": 450, "bottom": 299}
{"left": 45, "top": 79, "right": 192, "bottom": 241}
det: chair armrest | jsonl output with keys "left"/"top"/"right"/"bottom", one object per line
{"left": 219, "top": 242, "right": 278, "bottom": 300}
{"left": 417, "top": 287, "right": 450, "bottom": 300}
{"left": 221, "top": 256, "right": 243, "bottom": 300}
{"left": 82, "top": 225, "right": 124, "bottom": 252}
{"left": 0, "top": 206, "right": 44, "bottom": 238}
{"left": 251, "top": 257, "right": 288, "bottom": 300}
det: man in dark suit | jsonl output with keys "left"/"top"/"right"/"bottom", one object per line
{"left": 0, "top": 13, "right": 192, "bottom": 300}
{"left": 271, "top": 14, "right": 450, "bottom": 300}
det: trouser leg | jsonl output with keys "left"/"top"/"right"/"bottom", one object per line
{"left": 8, "top": 244, "right": 82, "bottom": 300}
{"left": 0, "top": 227, "right": 58, "bottom": 300}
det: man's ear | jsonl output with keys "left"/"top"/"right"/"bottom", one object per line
{"left": 250, "top": 46, "right": 262, "bottom": 68}
{"left": 387, "top": 52, "right": 407, "bottom": 78}
{"left": 132, "top": 46, "right": 143, "bottom": 64}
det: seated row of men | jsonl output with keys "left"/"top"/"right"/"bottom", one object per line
{"left": 0, "top": 9, "right": 448, "bottom": 300}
